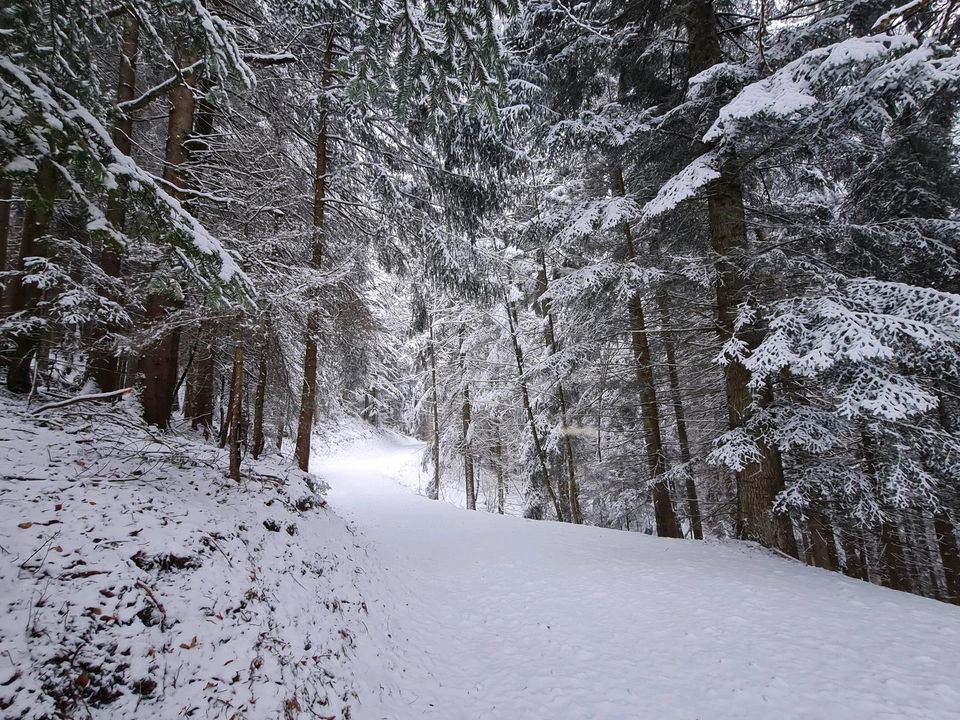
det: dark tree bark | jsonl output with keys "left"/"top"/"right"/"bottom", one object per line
{"left": 807, "top": 507, "right": 839, "bottom": 571}
{"left": 141, "top": 41, "right": 195, "bottom": 427}
{"left": 295, "top": 312, "right": 319, "bottom": 471}
{"left": 0, "top": 178, "right": 12, "bottom": 317}
{"left": 188, "top": 322, "right": 215, "bottom": 437}
{"left": 458, "top": 326, "right": 475, "bottom": 509}
{"left": 7, "top": 159, "right": 57, "bottom": 393}
{"left": 879, "top": 518, "right": 913, "bottom": 593}
{"left": 90, "top": 12, "right": 139, "bottom": 392}
{"left": 228, "top": 329, "right": 244, "bottom": 481}
{"left": 161, "top": 44, "right": 197, "bottom": 194}
{"left": 536, "top": 249, "right": 583, "bottom": 524}
{"left": 294, "top": 30, "right": 336, "bottom": 472}
{"left": 682, "top": 0, "right": 797, "bottom": 554}
{"left": 708, "top": 177, "right": 781, "bottom": 548}
{"left": 762, "top": 438, "right": 801, "bottom": 558}
{"left": 141, "top": 292, "right": 182, "bottom": 427}
{"left": 495, "top": 434, "right": 506, "bottom": 514}
{"left": 505, "top": 297, "right": 564, "bottom": 521}
{"left": 839, "top": 529, "right": 869, "bottom": 581}
{"left": 860, "top": 430, "right": 913, "bottom": 592}
{"left": 427, "top": 321, "right": 442, "bottom": 500}
{"left": 612, "top": 166, "right": 681, "bottom": 538}
{"left": 654, "top": 290, "right": 703, "bottom": 539}
{"left": 251, "top": 344, "right": 268, "bottom": 460}
{"left": 106, "top": 12, "right": 139, "bottom": 230}
{"left": 934, "top": 514, "right": 960, "bottom": 604}
{"left": 933, "top": 396, "right": 960, "bottom": 603}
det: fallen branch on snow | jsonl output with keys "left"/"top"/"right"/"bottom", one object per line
{"left": 31, "top": 388, "right": 134, "bottom": 415}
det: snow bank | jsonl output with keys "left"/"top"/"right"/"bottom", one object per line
{"left": 0, "top": 395, "right": 372, "bottom": 719}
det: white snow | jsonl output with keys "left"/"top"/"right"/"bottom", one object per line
{"left": 4, "top": 402, "right": 960, "bottom": 719}
{"left": 703, "top": 34, "right": 917, "bottom": 143}
{"left": 642, "top": 151, "right": 720, "bottom": 218}
{"left": 318, "top": 430, "right": 960, "bottom": 720}
{"left": 0, "top": 398, "right": 374, "bottom": 718}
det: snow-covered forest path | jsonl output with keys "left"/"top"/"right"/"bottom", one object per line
{"left": 316, "top": 432, "right": 960, "bottom": 720}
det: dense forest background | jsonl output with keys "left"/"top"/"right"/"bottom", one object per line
{"left": 2, "top": 0, "right": 960, "bottom": 604}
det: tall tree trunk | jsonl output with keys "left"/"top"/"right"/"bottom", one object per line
{"left": 654, "top": 290, "right": 703, "bottom": 539}
{"left": 459, "top": 326, "right": 475, "bottom": 509}
{"left": 860, "top": 430, "right": 913, "bottom": 592}
{"left": 536, "top": 249, "right": 583, "bottom": 524}
{"left": 228, "top": 329, "right": 244, "bottom": 481}
{"left": 295, "top": 313, "right": 319, "bottom": 471}
{"left": 141, "top": 292, "right": 182, "bottom": 427}
{"left": 495, "top": 434, "right": 506, "bottom": 514}
{"left": 807, "top": 506, "right": 839, "bottom": 571}
{"left": 708, "top": 177, "right": 781, "bottom": 548}
{"left": 219, "top": 345, "right": 239, "bottom": 449}
{"left": 762, "top": 440, "right": 801, "bottom": 558}
{"left": 91, "top": 12, "right": 139, "bottom": 392}
{"left": 611, "top": 167, "right": 681, "bottom": 538}
{"left": 188, "top": 321, "right": 215, "bottom": 437}
{"left": 879, "top": 518, "right": 913, "bottom": 593}
{"left": 839, "top": 529, "right": 869, "bottom": 581}
{"left": 462, "top": 380, "right": 475, "bottom": 508}
{"left": 427, "top": 321, "right": 442, "bottom": 500}
{"left": 933, "top": 395, "right": 960, "bottom": 603}
{"left": 7, "top": 159, "right": 57, "bottom": 393}
{"left": 141, "top": 42, "right": 195, "bottom": 427}
{"left": 934, "top": 514, "right": 960, "bottom": 604}
{"left": 251, "top": 343, "right": 268, "bottom": 460}
{"left": 683, "top": 2, "right": 793, "bottom": 551}
{"left": 0, "top": 178, "right": 12, "bottom": 317}
{"left": 106, "top": 12, "right": 138, "bottom": 229}
{"left": 505, "top": 297, "right": 564, "bottom": 521}
{"left": 294, "top": 31, "right": 335, "bottom": 472}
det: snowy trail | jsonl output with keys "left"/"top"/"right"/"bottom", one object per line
{"left": 317, "top": 433, "right": 960, "bottom": 720}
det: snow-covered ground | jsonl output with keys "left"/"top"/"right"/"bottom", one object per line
{"left": 0, "top": 398, "right": 376, "bottom": 719}
{"left": 4, "top": 402, "right": 960, "bottom": 720}
{"left": 319, "top": 428, "right": 960, "bottom": 720}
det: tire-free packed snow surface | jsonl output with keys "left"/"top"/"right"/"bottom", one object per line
{"left": 317, "top": 432, "right": 960, "bottom": 720}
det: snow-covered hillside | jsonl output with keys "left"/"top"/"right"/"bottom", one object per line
{"left": 319, "top": 430, "right": 960, "bottom": 720}
{"left": 3, "top": 402, "right": 960, "bottom": 719}
{"left": 0, "top": 398, "right": 377, "bottom": 719}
